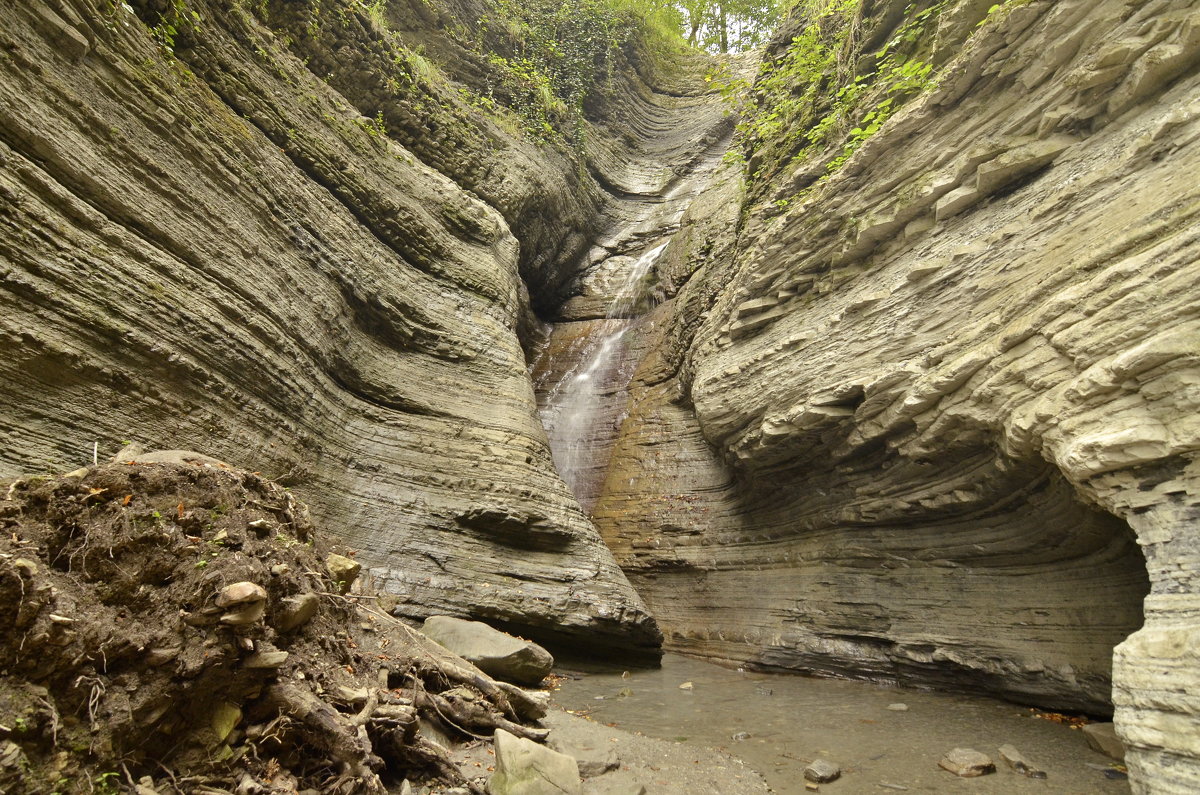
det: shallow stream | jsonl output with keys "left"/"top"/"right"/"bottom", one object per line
{"left": 553, "top": 654, "right": 1130, "bottom": 794}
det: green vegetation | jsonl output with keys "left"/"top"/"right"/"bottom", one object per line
{"left": 467, "top": 0, "right": 688, "bottom": 143}
{"left": 680, "top": 0, "right": 780, "bottom": 52}
{"left": 148, "top": 0, "right": 202, "bottom": 52}
{"left": 94, "top": 772, "right": 121, "bottom": 795}
{"left": 730, "top": 0, "right": 948, "bottom": 194}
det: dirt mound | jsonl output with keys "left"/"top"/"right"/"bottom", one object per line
{"left": 0, "top": 461, "right": 544, "bottom": 794}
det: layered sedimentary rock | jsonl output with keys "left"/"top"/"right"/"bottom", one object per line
{"left": 0, "top": 0, "right": 718, "bottom": 656}
{"left": 582, "top": 0, "right": 1199, "bottom": 787}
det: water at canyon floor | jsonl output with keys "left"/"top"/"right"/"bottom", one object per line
{"left": 553, "top": 654, "right": 1129, "bottom": 794}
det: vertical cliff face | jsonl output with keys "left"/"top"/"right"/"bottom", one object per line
{"left": 585, "top": 0, "right": 1200, "bottom": 788}
{"left": 0, "top": 0, "right": 723, "bottom": 656}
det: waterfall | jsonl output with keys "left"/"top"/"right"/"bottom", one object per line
{"left": 538, "top": 242, "right": 668, "bottom": 504}
{"left": 536, "top": 132, "right": 731, "bottom": 511}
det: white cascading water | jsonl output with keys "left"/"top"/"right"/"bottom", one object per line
{"left": 538, "top": 133, "right": 731, "bottom": 509}
{"left": 538, "top": 241, "right": 668, "bottom": 503}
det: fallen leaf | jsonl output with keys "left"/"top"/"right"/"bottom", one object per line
{"left": 177, "top": 502, "right": 185, "bottom": 519}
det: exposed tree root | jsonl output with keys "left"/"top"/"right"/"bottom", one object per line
{"left": 0, "top": 462, "right": 552, "bottom": 794}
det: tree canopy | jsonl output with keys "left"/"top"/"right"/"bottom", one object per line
{"left": 677, "top": 0, "right": 781, "bottom": 53}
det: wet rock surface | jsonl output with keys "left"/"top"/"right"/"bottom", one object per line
{"left": 554, "top": 652, "right": 1131, "bottom": 794}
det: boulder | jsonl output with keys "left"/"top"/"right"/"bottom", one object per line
{"left": 275, "top": 593, "right": 320, "bottom": 632}
{"left": 216, "top": 582, "right": 268, "bottom": 626}
{"left": 422, "top": 616, "right": 554, "bottom": 686}
{"left": 488, "top": 728, "right": 581, "bottom": 795}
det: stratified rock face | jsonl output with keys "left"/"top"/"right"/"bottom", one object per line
{"left": 590, "top": 0, "right": 1199, "bottom": 787}
{"left": 0, "top": 0, "right": 732, "bottom": 655}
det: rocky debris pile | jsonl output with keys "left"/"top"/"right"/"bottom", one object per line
{"left": 0, "top": 461, "right": 550, "bottom": 794}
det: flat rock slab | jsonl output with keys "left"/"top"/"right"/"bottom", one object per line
{"left": 938, "top": 747, "right": 995, "bottom": 777}
{"left": 488, "top": 728, "right": 581, "bottom": 795}
{"left": 999, "top": 743, "right": 1047, "bottom": 779}
{"left": 422, "top": 615, "right": 554, "bottom": 686}
{"left": 549, "top": 736, "right": 620, "bottom": 778}
{"left": 1082, "top": 723, "right": 1126, "bottom": 761}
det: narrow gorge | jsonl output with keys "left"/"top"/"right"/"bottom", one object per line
{"left": 1, "top": 0, "right": 1197, "bottom": 792}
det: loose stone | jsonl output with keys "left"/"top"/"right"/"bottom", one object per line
{"left": 999, "top": 743, "right": 1047, "bottom": 778}
{"left": 938, "top": 748, "right": 995, "bottom": 777}
{"left": 487, "top": 728, "right": 581, "bottom": 795}
{"left": 1081, "top": 723, "right": 1126, "bottom": 761}
{"left": 804, "top": 759, "right": 841, "bottom": 783}
{"left": 422, "top": 616, "right": 554, "bottom": 686}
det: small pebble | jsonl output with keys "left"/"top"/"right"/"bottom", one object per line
{"left": 887, "top": 703, "right": 909, "bottom": 711}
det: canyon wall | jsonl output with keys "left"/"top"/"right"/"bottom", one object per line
{"left": 4, "top": 0, "right": 1199, "bottom": 790}
{"left": 587, "top": 0, "right": 1200, "bottom": 789}
{"left": 0, "top": 0, "right": 724, "bottom": 656}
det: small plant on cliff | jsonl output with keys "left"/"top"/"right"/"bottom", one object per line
{"left": 94, "top": 772, "right": 121, "bottom": 795}
{"left": 975, "top": 0, "right": 1032, "bottom": 29}
{"left": 148, "top": 0, "right": 202, "bottom": 52}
